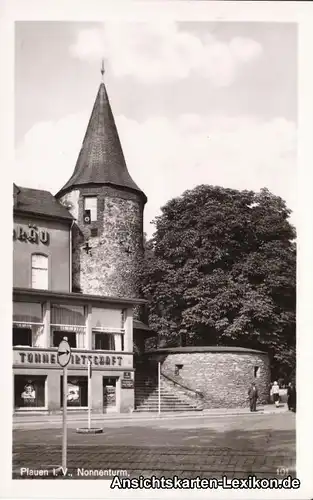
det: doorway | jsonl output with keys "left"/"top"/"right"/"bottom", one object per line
{"left": 103, "top": 377, "right": 118, "bottom": 413}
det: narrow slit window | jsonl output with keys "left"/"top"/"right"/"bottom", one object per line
{"left": 254, "top": 366, "right": 260, "bottom": 378}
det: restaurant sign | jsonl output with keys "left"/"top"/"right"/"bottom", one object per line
{"left": 121, "top": 379, "right": 134, "bottom": 389}
{"left": 13, "top": 224, "right": 49, "bottom": 245}
{"left": 13, "top": 349, "right": 132, "bottom": 369}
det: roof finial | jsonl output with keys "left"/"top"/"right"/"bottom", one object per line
{"left": 101, "top": 59, "right": 105, "bottom": 81}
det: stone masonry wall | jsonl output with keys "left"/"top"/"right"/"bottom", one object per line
{"left": 59, "top": 186, "right": 144, "bottom": 299}
{"left": 146, "top": 350, "right": 271, "bottom": 409}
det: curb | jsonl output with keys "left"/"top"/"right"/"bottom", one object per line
{"left": 13, "top": 406, "right": 289, "bottom": 426}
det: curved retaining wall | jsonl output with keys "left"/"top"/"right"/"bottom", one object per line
{"left": 146, "top": 347, "right": 271, "bottom": 409}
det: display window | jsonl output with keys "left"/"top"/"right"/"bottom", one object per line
{"left": 60, "top": 376, "right": 88, "bottom": 407}
{"left": 103, "top": 377, "right": 117, "bottom": 408}
{"left": 14, "top": 375, "right": 46, "bottom": 408}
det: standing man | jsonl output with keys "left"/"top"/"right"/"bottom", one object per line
{"left": 287, "top": 382, "right": 296, "bottom": 412}
{"left": 271, "top": 381, "right": 280, "bottom": 408}
{"left": 248, "top": 382, "right": 258, "bottom": 412}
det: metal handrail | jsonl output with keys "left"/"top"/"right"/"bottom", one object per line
{"left": 161, "top": 371, "right": 204, "bottom": 398}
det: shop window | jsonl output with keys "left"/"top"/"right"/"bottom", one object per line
{"left": 103, "top": 377, "right": 117, "bottom": 408}
{"left": 60, "top": 377, "right": 88, "bottom": 407}
{"left": 31, "top": 254, "right": 48, "bottom": 290}
{"left": 93, "top": 332, "right": 115, "bottom": 351}
{"left": 13, "top": 327, "right": 32, "bottom": 346}
{"left": 84, "top": 197, "right": 97, "bottom": 222}
{"left": 51, "top": 304, "right": 86, "bottom": 348}
{"left": 14, "top": 375, "right": 46, "bottom": 408}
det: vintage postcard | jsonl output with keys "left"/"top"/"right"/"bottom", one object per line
{"left": 0, "top": 1, "right": 312, "bottom": 499}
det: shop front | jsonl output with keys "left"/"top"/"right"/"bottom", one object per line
{"left": 13, "top": 347, "right": 135, "bottom": 414}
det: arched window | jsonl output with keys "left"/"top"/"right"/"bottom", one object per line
{"left": 31, "top": 254, "right": 48, "bottom": 290}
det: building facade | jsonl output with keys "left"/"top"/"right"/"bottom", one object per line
{"left": 13, "top": 78, "right": 153, "bottom": 414}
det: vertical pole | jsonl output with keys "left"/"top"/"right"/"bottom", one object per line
{"left": 158, "top": 361, "right": 161, "bottom": 416}
{"left": 88, "top": 360, "right": 91, "bottom": 429}
{"left": 62, "top": 366, "right": 68, "bottom": 469}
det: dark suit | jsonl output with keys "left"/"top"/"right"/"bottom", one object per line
{"left": 287, "top": 385, "right": 296, "bottom": 411}
{"left": 248, "top": 386, "right": 258, "bottom": 411}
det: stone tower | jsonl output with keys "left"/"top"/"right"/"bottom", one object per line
{"left": 56, "top": 80, "right": 147, "bottom": 298}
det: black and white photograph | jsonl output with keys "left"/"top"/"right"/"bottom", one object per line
{"left": 1, "top": 1, "right": 313, "bottom": 499}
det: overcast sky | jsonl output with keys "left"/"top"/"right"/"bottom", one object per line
{"left": 15, "top": 21, "right": 297, "bottom": 236}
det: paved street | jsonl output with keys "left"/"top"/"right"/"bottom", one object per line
{"left": 13, "top": 411, "right": 296, "bottom": 480}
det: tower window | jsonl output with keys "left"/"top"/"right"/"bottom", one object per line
{"left": 84, "top": 197, "right": 97, "bottom": 222}
{"left": 31, "top": 254, "right": 48, "bottom": 290}
{"left": 175, "top": 364, "right": 183, "bottom": 376}
{"left": 254, "top": 366, "right": 260, "bottom": 378}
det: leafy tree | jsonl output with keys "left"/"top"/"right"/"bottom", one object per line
{"left": 140, "top": 185, "right": 296, "bottom": 379}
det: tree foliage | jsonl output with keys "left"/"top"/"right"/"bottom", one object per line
{"left": 140, "top": 185, "right": 296, "bottom": 379}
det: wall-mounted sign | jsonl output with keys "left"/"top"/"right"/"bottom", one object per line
{"left": 121, "top": 379, "right": 134, "bottom": 389}
{"left": 13, "top": 349, "right": 132, "bottom": 369}
{"left": 123, "top": 371, "right": 132, "bottom": 380}
{"left": 13, "top": 225, "right": 49, "bottom": 245}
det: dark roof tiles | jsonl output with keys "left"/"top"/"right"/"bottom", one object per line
{"left": 14, "top": 185, "right": 73, "bottom": 221}
{"left": 57, "top": 83, "right": 146, "bottom": 202}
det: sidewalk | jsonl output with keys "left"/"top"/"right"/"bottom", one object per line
{"left": 13, "top": 404, "right": 288, "bottom": 425}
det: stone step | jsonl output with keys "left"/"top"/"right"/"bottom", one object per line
{"left": 135, "top": 399, "right": 201, "bottom": 409}
{"left": 135, "top": 387, "right": 171, "bottom": 396}
{"left": 134, "top": 406, "right": 202, "bottom": 412}
{"left": 134, "top": 381, "right": 158, "bottom": 385}
{"left": 135, "top": 396, "right": 195, "bottom": 403}
{"left": 135, "top": 401, "right": 200, "bottom": 408}
{"left": 134, "top": 372, "right": 201, "bottom": 412}
{"left": 135, "top": 404, "right": 199, "bottom": 410}
{"left": 134, "top": 387, "right": 172, "bottom": 392}
{"left": 135, "top": 394, "right": 190, "bottom": 402}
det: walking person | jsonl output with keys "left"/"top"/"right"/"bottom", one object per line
{"left": 248, "top": 382, "right": 258, "bottom": 412}
{"left": 271, "top": 381, "right": 280, "bottom": 407}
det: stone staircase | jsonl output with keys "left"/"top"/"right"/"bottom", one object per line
{"left": 134, "top": 368, "right": 203, "bottom": 413}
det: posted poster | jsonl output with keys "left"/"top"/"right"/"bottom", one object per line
{"left": 67, "top": 382, "right": 80, "bottom": 406}
{"left": 21, "top": 383, "right": 36, "bottom": 406}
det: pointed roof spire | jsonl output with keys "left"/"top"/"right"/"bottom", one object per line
{"left": 56, "top": 74, "right": 147, "bottom": 203}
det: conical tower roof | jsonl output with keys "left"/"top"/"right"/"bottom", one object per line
{"left": 57, "top": 82, "right": 146, "bottom": 202}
